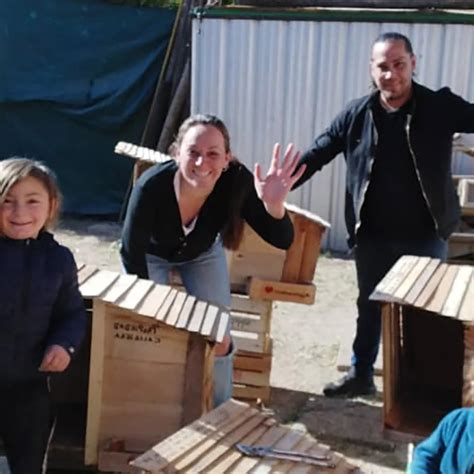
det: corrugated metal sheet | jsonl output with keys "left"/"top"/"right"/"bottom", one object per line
{"left": 191, "top": 18, "right": 474, "bottom": 251}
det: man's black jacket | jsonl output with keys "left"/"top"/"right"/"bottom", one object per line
{"left": 294, "top": 82, "right": 474, "bottom": 247}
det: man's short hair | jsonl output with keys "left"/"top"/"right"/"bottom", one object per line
{"left": 373, "top": 32, "right": 414, "bottom": 55}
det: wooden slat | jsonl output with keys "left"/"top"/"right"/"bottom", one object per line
{"left": 79, "top": 270, "right": 120, "bottom": 298}
{"left": 441, "top": 266, "right": 473, "bottom": 318}
{"left": 226, "top": 425, "right": 288, "bottom": 473}
{"left": 187, "top": 300, "right": 208, "bottom": 333}
{"left": 458, "top": 276, "right": 474, "bottom": 322}
{"left": 77, "top": 265, "right": 98, "bottom": 285}
{"left": 371, "top": 256, "right": 418, "bottom": 302}
{"left": 206, "top": 419, "right": 276, "bottom": 474}
{"left": 201, "top": 304, "right": 219, "bottom": 337}
{"left": 84, "top": 300, "right": 107, "bottom": 465}
{"left": 164, "top": 290, "right": 187, "bottom": 326}
{"left": 298, "top": 223, "right": 323, "bottom": 282}
{"left": 414, "top": 263, "right": 449, "bottom": 308}
{"left": 155, "top": 288, "right": 177, "bottom": 321}
{"left": 281, "top": 215, "right": 306, "bottom": 283}
{"left": 101, "top": 274, "right": 138, "bottom": 304}
{"left": 248, "top": 278, "right": 316, "bottom": 305}
{"left": 393, "top": 256, "right": 431, "bottom": 302}
{"left": 424, "top": 265, "right": 459, "bottom": 314}
{"left": 174, "top": 407, "right": 259, "bottom": 471}
{"left": 250, "top": 428, "right": 306, "bottom": 473}
{"left": 119, "top": 279, "right": 154, "bottom": 311}
{"left": 215, "top": 311, "right": 230, "bottom": 344}
{"left": 404, "top": 258, "right": 441, "bottom": 305}
{"left": 183, "top": 411, "right": 269, "bottom": 473}
{"left": 176, "top": 295, "right": 196, "bottom": 329}
{"left": 135, "top": 284, "right": 170, "bottom": 317}
{"left": 130, "top": 400, "right": 251, "bottom": 472}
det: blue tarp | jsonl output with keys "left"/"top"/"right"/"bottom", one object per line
{"left": 0, "top": 1, "right": 176, "bottom": 213}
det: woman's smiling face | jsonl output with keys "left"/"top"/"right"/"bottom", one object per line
{"left": 176, "top": 123, "right": 231, "bottom": 194}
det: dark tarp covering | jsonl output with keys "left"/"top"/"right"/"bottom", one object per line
{"left": 0, "top": 1, "right": 176, "bottom": 213}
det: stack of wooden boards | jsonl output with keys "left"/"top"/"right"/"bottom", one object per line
{"left": 116, "top": 141, "right": 330, "bottom": 404}
{"left": 130, "top": 398, "right": 359, "bottom": 473}
{"left": 76, "top": 264, "right": 230, "bottom": 469}
{"left": 449, "top": 175, "right": 474, "bottom": 262}
{"left": 371, "top": 255, "right": 473, "bottom": 440}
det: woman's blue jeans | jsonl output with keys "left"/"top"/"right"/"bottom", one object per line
{"left": 352, "top": 236, "right": 448, "bottom": 378}
{"left": 146, "top": 237, "right": 233, "bottom": 407}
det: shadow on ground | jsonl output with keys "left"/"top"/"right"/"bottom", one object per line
{"left": 268, "top": 386, "right": 408, "bottom": 472}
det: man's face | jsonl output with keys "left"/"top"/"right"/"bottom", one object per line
{"left": 370, "top": 39, "right": 416, "bottom": 108}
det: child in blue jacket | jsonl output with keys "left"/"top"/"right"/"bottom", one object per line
{"left": 0, "top": 158, "right": 86, "bottom": 474}
{"left": 411, "top": 408, "right": 474, "bottom": 473}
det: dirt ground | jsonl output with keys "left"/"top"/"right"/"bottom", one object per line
{"left": 33, "top": 216, "right": 413, "bottom": 473}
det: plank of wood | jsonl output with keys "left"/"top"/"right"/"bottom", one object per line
{"left": 425, "top": 265, "right": 459, "bottom": 315}
{"left": 215, "top": 311, "right": 230, "bottom": 343}
{"left": 234, "top": 351, "right": 272, "bottom": 373}
{"left": 248, "top": 278, "right": 316, "bottom": 305}
{"left": 414, "top": 263, "right": 449, "bottom": 308}
{"left": 285, "top": 203, "right": 330, "bottom": 228}
{"left": 233, "top": 368, "right": 270, "bottom": 387}
{"left": 130, "top": 400, "right": 251, "bottom": 472}
{"left": 101, "top": 274, "right": 138, "bottom": 304}
{"left": 77, "top": 265, "right": 98, "bottom": 285}
{"left": 135, "top": 284, "right": 170, "bottom": 317}
{"left": 463, "top": 326, "right": 474, "bottom": 406}
{"left": 200, "top": 304, "right": 219, "bottom": 337}
{"left": 232, "top": 331, "right": 267, "bottom": 353}
{"left": 164, "top": 290, "right": 187, "bottom": 326}
{"left": 233, "top": 384, "right": 271, "bottom": 401}
{"left": 84, "top": 300, "right": 107, "bottom": 465}
{"left": 79, "top": 270, "right": 120, "bottom": 299}
{"left": 175, "top": 407, "right": 260, "bottom": 471}
{"left": 205, "top": 419, "right": 275, "bottom": 474}
{"left": 231, "top": 312, "right": 264, "bottom": 333}
{"left": 118, "top": 278, "right": 154, "bottom": 311}
{"left": 184, "top": 411, "right": 269, "bottom": 473}
{"left": 298, "top": 223, "right": 323, "bottom": 283}
{"left": 187, "top": 300, "right": 208, "bottom": 333}
{"left": 181, "top": 333, "right": 207, "bottom": 427}
{"left": 226, "top": 425, "right": 287, "bottom": 472}
{"left": 155, "top": 287, "right": 178, "bottom": 321}
{"left": 176, "top": 295, "right": 196, "bottom": 329}
{"left": 404, "top": 258, "right": 441, "bottom": 305}
{"left": 393, "top": 256, "right": 432, "bottom": 302}
{"left": 458, "top": 274, "right": 474, "bottom": 322}
{"left": 441, "top": 266, "right": 473, "bottom": 318}
{"left": 283, "top": 437, "right": 333, "bottom": 474}
{"left": 231, "top": 293, "right": 272, "bottom": 314}
{"left": 250, "top": 428, "right": 306, "bottom": 473}
{"left": 281, "top": 215, "right": 306, "bottom": 283}
{"left": 370, "top": 255, "right": 419, "bottom": 302}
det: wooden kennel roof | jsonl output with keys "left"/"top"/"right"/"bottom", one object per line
{"left": 77, "top": 264, "right": 229, "bottom": 343}
{"left": 370, "top": 256, "right": 473, "bottom": 322}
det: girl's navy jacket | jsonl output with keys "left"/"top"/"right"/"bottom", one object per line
{"left": 0, "top": 231, "right": 86, "bottom": 386}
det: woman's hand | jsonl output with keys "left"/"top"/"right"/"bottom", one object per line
{"left": 254, "top": 143, "right": 306, "bottom": 218}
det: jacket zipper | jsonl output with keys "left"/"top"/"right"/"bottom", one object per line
{"left": 405, "top": 114, "right": 439, "bottom": 233}
{"left": 355, "top": 109, "right": 377, "bottom": 235}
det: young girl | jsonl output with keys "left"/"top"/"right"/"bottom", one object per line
{"left": 0, "top": 158, "right": 86, "bottom": 474}
{"left": 121, "top": 114, "right": 305, "bottom": 406}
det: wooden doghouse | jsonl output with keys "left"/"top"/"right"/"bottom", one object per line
{"left": 130, "top": 399, "right": 359, "bottom": 473}
{"left": 371, "top": 256, "right": 473, "bottom": 440}
{"left": 49, "top": 264, "right": 229, "bottom": 472}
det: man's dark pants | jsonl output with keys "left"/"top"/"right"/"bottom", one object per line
{"left": 0, "top": 379, "right": 54, "bottom": 474}
{"left": 352, "top": 236, "right": 448, "bottom": 378}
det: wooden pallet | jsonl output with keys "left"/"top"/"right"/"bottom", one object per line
{"left": 129, "top": 399, "right": 359, "bottom": 473}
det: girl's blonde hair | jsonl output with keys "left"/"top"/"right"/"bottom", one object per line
{"left": 0, "top": 157, "right": 62, "bottom": 230}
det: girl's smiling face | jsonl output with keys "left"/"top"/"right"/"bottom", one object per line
{"left": 0, "top": 175, "right": 53, "bottom": 239}
{"left": 176, "top": 124, "right": 231, "bottom": 194}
